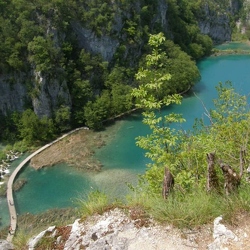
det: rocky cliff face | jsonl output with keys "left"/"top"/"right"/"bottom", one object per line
{"left": 32, "top": 71, "right": 72, "bottom": 118}
{"left": 198, "top": 7, "right": 232, "bottom": 43}
{"left": 72, "top": 23, "right": 120, "bottom": 62}
{"left": 197, "top": 0, "right": 242, "bottom": 43}
{"left": 0, "top": 74, "right": 27, "bottom": 116}
{"left": 0, "top": 71, "right": 72, "bottom": 118}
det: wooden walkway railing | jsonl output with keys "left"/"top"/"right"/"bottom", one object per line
{"left": 6, "top": 127, "right": 87, "bottom": 242}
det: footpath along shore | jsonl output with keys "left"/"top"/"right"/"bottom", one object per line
{"left": 6, "top": 127, "right": 88, "bottom": 242}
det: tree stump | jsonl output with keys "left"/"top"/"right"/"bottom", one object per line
{"left": 162, "top": 167, "right": 174, "bottom": 199}
{"left": 206, "top": 152, "right": 219, "bottom": 192}
{"left": 219, "top": 148, "right": 245, "bottom": 195}
{"left": 220, "top": 163, "right": 241, "bottom": 195}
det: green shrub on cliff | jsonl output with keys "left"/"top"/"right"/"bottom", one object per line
{"left": 17, "top": 109, "right": 56, "bottom": 146}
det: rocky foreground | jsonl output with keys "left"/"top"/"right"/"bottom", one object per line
{"left": 2, "top": 208, "right": 250, "bottom": 250}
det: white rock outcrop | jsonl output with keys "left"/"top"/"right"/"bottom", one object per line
{"left": 208, "top": 216, "right": 238, "bottom": 250}
{"left": 28, "top": 225, "right": 55, "bottom": 250}
{"left": 28, "top": 208, "right": 198, "bottom": 250}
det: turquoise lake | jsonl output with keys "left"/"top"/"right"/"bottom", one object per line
{"left": 1, "top": 50, "right": 250, "bottom": 229}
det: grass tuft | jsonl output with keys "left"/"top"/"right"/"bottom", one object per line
{"left": 127, "top": 185, "right": 250, "bottom": 228}
{"left": 77, "top": 190, "right": 122, "bottom": 218}
{"left": 12, "top": 230, "right": 31, "bottom": 250}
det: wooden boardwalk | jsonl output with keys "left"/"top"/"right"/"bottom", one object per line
{"left": 6, "top": 128, "right": 87, "bottom": 242}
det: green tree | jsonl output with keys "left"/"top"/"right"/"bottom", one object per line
{"left": 17, "top": 109, "right": 55, "bottom": 146}
{"left": 166, "top": 0, "right": 213, "bottom": 58}
{"left": 132, "top": 33, "right": 186, "bottom": 194}
{"left": 110, "top": 83, "right": 133, "bottom": 115}
{"left": 28, "top": 36, "right": 62, "bottom": 74}
{"left": 162, "top": 40, "right": 200, "bottom": 93}
{"left": 138, "top": 35, "right": 200, "bottom": 96}
{"left": 105, "top": 66, "right": 133, "bottom": 116}
{"left": 54, "top": 105, "right": 71, "bottom": 132}
{"left": 84, "top": 91, "right": 111, "bottom": 130}
{"left": 175, "top": 81, "right": 250, "bottom": 190}
{"left": 71, "top": 69, "right": 93, "bottom": 125}
{"left": 132, "top": 34, "right": 250, "bottom": 195}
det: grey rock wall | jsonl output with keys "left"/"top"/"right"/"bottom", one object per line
{"left": 199, "top": 15, "right": 232, "bottom": 43}
{"left": 0, "top": 72, "right": 72, "bottom": 118}
{"left": 198, "top": 3, "right": 231, "bottom": 43}
{"left": 32, "top": 71, "right": 72, "bottom": 118}
{"left": 72, "top": 23, "right": 119, "bottom": 62}
{"left": 198, "top": 0, "right": 242, "bottom": 43}
{"left": 0, "top": 74, "right": 27, "bottom": 115}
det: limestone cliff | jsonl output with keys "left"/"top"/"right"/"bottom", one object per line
{"left": 72, "top": 23, "right": 119, "bottom": 62}
{"left": 32, "top": 71, "right": 71, "bottom": 118}
{"left": 197, "top": 0, "right": 242, "bottom": 43}
{"left": 0, "top": 74, "right": 27, "bottom": 116}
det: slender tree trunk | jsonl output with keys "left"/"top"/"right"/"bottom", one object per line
{"left": 206, "top": 152, "right": 219, "bottom": 192}
{"left": 162, "top": 167, "right": 174, "bottom": 199}
{"left": 239, "top": 147, "right": 245, "bottom": 179}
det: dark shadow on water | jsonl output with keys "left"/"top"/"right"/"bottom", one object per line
{"left": 103, "top": 110, "right": 143, "bottom": 129}
{"left": 187, "top": 82, "right": 207, "bottom": 96}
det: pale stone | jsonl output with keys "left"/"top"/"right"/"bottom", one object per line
{"left": 28, "top": 226, "right": 55, "bottom": 250}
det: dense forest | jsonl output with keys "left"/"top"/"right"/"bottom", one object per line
{"left": 0, "top": 0, "right": 245, "bottom": 150}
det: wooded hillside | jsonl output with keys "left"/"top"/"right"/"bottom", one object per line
{"left": 0, "top": 0, "right": 244, "bottom": 145}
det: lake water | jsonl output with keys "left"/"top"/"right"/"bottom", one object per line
{"left": 1, "top": 50, "right": 250, "bottom": 229}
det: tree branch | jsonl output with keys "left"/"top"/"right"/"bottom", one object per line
{"left": 193, "top": 92, "right": 213, "bottom": 124}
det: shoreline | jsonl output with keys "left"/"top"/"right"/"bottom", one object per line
{"left": 212, "top": 49, "right": 250, "bottom": 57}
{"left": 212, "top": 41, "right": 250, "bottom": 56}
